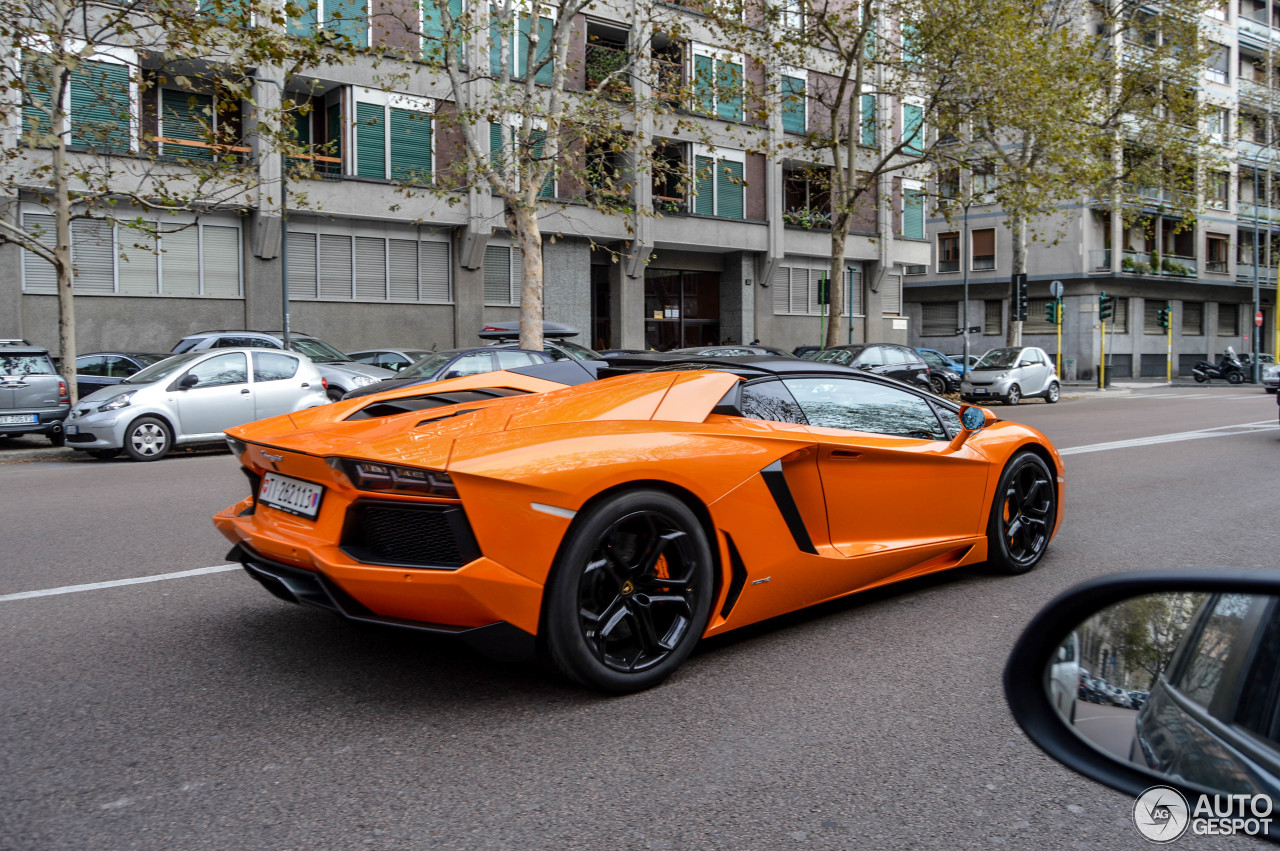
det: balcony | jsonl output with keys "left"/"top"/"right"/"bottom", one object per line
{"left": 1120, "top": 251, "right": 1197, "bottom": 277}
{"left": 654, "top": 57, "right": 684, "bottom": 106}
{"left": 1237, "top": 138, "right": 1280, "bottom": 161}
{"left": 585, "top": 43, "right": 631, "bottom": 98}
{"left": 1239, "top": 78, "right": 1279, "bottom": 105}
{"left": 1237, "top": 263, "right": 1278, "bottom": 283}
{"left": 653, "top": 195, "right": 689, "bottom": 216}
{"left": 1238, "top": 14, "right": 1276, "bottom": 42}
{"left": 1238, "top": 202, "right": 1280, "bottom": 223}
{"left": 1089, "top": 248, "right": 1111, "bottom": 273}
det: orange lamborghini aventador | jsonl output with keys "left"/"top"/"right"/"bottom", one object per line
{"left": 214, "top": 357, "right": 1064, "bottom": 693}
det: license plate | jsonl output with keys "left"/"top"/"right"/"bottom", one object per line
{"left": 974, "top": 388, "right": 988, "bottom": 395}
{"left": 65, "top": 424, "right": 78, "bottom": 435}
{"left": 259, "top": 472, "right": 325, "bottom": 519}
{"left": 0, "top": 414, "right": 38, "bottom": 424}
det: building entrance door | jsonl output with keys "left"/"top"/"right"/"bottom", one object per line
{"left": 644, "top": 270, "right": 721, "bottom": 350}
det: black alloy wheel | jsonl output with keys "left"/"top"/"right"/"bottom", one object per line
{"left": 929, "top": 374, "right": 947, "bottom": 395}
{"left": 987, "top": 451, "right": 1056, "bottom": 574}
{"left": 1227, "top": 370, "right": 1245, "bottom": 385}
{"left": 1006, "top": 384, "right": 1022, "bottom": 405}
{"left": 327, "top": 387, "right": 346, "bottom": 402}
{"left": 544, "top": 489, "right": 713, "bottom": 693}
{"left": 1193, "top": 372, "right": 1208, "bottom": 383}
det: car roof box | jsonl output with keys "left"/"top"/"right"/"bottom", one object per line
{"left": 478, "top": 321, "right": 580, "bottom": 340}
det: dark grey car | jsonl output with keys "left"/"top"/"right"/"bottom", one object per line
{"left": 0, "top": 340, "right": 71, "bottom": 445}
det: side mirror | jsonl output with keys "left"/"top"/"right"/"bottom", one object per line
{"left": 946, "top": 405, "right": 996, "bottom": 452}
{"left": 1005, "top": 569, "right": 1280, "bottom": 834}
{"left": 442, "top": 370, "right": 463, "bottom": 380}
{"left": 178, "top": 373, "right": 199, "bottom": 390}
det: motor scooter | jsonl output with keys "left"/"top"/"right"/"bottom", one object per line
{"left": 1192, "top": 346, "right": 1245, "bottom": 384}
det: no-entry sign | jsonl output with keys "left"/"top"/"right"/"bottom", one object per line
{"left": 1258, "top": 311, "right": 1265, "bottom": 327}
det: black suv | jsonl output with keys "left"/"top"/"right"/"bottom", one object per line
{"left": 808, "top": 344, "right": 932, "bottom": 390}
{"left": 0, "top": 340, "right": 71, "bottom": 445}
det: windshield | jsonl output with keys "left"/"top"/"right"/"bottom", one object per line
{"left": 397, "top": 352, "right": 457, "bottom": 379}
{"left": 552, "top": 339, "right": 603, "bottom": 360}
{"left": 974, "top": 348, "right": 1021, "bottom": 370}
{"left": 813, "top": 348, "right": 861, "bottom": 366}
{"left": 123, "top": 352, "right": 203, "bottom": 385}
{"left": 132, "top": 353, "right": 170, "bottom": 368}
{"left": 0, "top": 354, "right": 57, "bottom": 376}
{"left": 288, "top": 337, "right": 350, "bottom": 364}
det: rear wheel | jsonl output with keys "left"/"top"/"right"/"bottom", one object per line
{"left": 48, "top": 429, "right": 66, "bottom": 447}
{"left": 1005, "top": 385, "right": 1022, "bottom": 406}
{"left": 543, "top": 490, "right": 713, "bottom": 693}
{"left": 986, "top": 451, "right": 1056, "bottom": 574}
{"left": 1044, "top": 382, "right": 1060, "bottom": 404}
{"left": 124, "top": 416, "right": 172, "bottom": 461}
{"left": 1193, "top": 372, "right": 1208, "bottom": 384}
{"left": 928, "top": 375, "right": 947, "bottom": 395}
{"left": 327, "top": 387, "right": 346, "bottom": 402}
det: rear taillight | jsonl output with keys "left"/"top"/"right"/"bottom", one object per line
{"left": 321, "top": 378, "right": 328, "bottom": 390}
{"left": 58, "top": 380, "right": 68, "bottom": 401}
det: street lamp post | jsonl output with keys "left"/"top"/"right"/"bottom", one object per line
{"left": 253, "top": 76, "right": 291, "bottom": 351}
{"left": 1251, "top": 142, "right": 1270, "bottom": 384}
{"left": 961, "top": 193, "right": 975, "bottom": 370}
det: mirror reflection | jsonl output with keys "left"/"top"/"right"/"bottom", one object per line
{"left": 1050, "top": 593, "right": 1280, "bottom": 796}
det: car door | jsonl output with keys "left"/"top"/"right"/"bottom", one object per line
{"left": 171, "top": 352, "right": 254, "bottom": 438}
{"left": 851, "top": 345, "right": 891, "bottom": 377}
{"left": 251, "top": 352, "right": 313, "bottom": 420}
{"left": 75, "top": 355, "right": 109, "bottom": 398}
{"left": 779, "top": 376, "right": 991, "bottom": 576}
{"left": 442, "top": 351, "right": 496, "bottom": 379}
{"left": 1017, "top": 348, "right": 1051, "bottom": 394}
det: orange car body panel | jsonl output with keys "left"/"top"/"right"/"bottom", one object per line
{"left": 215, "top": 368, "right": 1064, "bottom": 642}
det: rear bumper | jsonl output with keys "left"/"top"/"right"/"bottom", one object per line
{"left": 227, "top": 542, "right": 536, "bottom": 663}
{"left": 0, "top": 409, "right": 68, "bottom": 435}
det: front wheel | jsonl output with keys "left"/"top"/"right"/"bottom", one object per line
{"left": 1044, "top": 382, "right": 1060, "bottom": 404}
{"left": 986, "top": 451, "right": 1056, "bottom": 575}
{"left": 543, "top": 489, "right": 714, "bottom": 693}
{"left": 929, "top": 375, "right": 947, "bottom": 395}
{"left": 124, "top": 416, "right": 172, "bottom": 461}
{"left": 1005, "top": 385, "right": 1022, "bottom": 406}
{"left": 1227, "top": 370, "right": 1245, "bottom": 385}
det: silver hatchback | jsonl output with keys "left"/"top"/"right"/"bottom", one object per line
{"left": 961, "top": 346, "right": 1060, "bottom": 405}
{"left": 65, "top": 349, "right": 327, "bottom": 461}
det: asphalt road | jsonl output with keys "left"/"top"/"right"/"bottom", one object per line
{"left": 1, "top": 386, "right": 1276, "bottom": 850}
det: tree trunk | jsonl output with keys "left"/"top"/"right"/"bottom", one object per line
{"left": 52, "top": 61, "right": 78, "bottom": 404}
{"left": 824, "top": 214, "right": 851, "bottom": 348}
{"left": 509, "top": 202, "right": 544, "bottom": 352}
{"left": 1006, "top": 213, "right": 1027, "bottom": 348}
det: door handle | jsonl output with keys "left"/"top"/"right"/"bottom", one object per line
{"left": 300, "top": 383, "right": 310, "bottom": 388}
{"left": 241, "top": 388, "right": 251, "bottom": 394}
{"left": 830, "top": 449, "right": 861, "bottom": 459}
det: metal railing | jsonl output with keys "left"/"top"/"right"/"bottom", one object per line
{"left": 1120, "top": 251, "right": 1197, "bottom": 277}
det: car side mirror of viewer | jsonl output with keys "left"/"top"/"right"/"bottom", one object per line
{"left": 1005, "top": 569, "right": 1280, "bottom": 823}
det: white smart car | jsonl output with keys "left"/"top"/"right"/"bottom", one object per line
{"left": 65, "top": 348, "right": 328, "bottom": 461}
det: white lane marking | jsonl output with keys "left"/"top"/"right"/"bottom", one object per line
{"left": 0, "top": 563, "right": 239, "bottom": 602}
{"left": 1060, "top": 421, "right": 1278, "bottom": 455}
{"left": 1119, "top": 393, "right": 1259, "bottom": 400}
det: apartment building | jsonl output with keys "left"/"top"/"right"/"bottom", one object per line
{"left": 0, "top": 0, "right": 931, "bottom": 358}
{"left": 905, "top": 1, "right": 1276, "bottom": 380}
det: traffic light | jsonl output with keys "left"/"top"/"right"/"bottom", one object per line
{"left": 1044, "top": 301, "right": 1058, "bottom": 324}
{"left": 1099, "top": 291, "right": 1113, "bottom": 321}
{"left": 1157, "top": 306, "right": 1171, "bottom": 330}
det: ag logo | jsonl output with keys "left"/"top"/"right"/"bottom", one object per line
{"left": 1134, "top": 785, "right": 1190, "bottom": 843}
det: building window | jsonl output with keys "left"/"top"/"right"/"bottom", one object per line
{"left": 783, "top": 165, "right": 830, "bottom": 228}
{"left": 423, "top": 0, "right": 465, "bottom": 62}
{"left": 692, "top": 45, "right": 743, "bottom": 121}
{"left": 1206, "top": 42, "right": 1230, "bottom": 85}
{"left": 1218, "top": 302, "right": 1239, "bottom": 336}
{"left": 1143, "top": 300, "right": 1167, "bottom": 334}
{"left": 901, "top": 102, "right": 923, "bottom": 156}
{"left": 1182, "top": 301, "right": 1204, "bottom": 335}
{"left": 780, "top": 0, "right": 804, "bottom": 30}
{"left": 21, "top": 212, "right": 241, "bottom": 297}
{"left": 484, "top": 243, "right": 522, "bottom": 306}
{"left": 921, "top": 302, "right": 958, "bottom": 336}
{"left": 771, "top": 262, "right": 859, "bottom": 316}
{"left": 781, "top": 73, "right": 806, "bottom": 134}
{"left": 289, "top": 0, "right": 368, "bottom": 45}
{"left": 984, "top": 300, "right": 1002, "bottom": 335}
{"left": 859, "top": 93, "right": 876, "bottom": 147}
{"left": 490, "top": 121, "right": 554, "bottom": 197}
{"left": 22, "top": 52, "right": 136, "bottom": 152}
{"left": 286, "top": 231, "right": 451, "bottom": 303}
{"left": 971, "top": 228, "right": 995, "bottom": 270}
{"left": 901, "top": 184, "right": 925, "bottom": 240}
{"left": 352, "top": 91, "right": 433, "bottom": 184}
{"left": 691, "top": 145, "right": 745, "bottom": 219}
{"left": 938, "top": 232, "right": 959, "bottom": 272}
{"left": 1206, "top": 233, "right": 1229, "bottom": 272}
{"left": 1025, "top": 298, "right": 1054, "bottom": 333}
{"left": 490, "top": 8, "right": 556, "bottom": 83}
{"left": 937, "top": 168, "right": 959, "bottom": 201}
{"left": 1208, "top": 172, "right": 1229, "bottom": 209}
{"left": 1208, "top": 107, "right": 1230, "bottom": 145}
{"left": 1109, "top": 296, "right": 1129, "bottom": 333}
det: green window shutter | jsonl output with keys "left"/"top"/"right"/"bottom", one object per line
{"left": 325, "top": 0, "right": 367, "bottom": 46}
{"left": 781, "top": 76, "right": 805, "bottom": 134}
{"left": 516, "top": 16, "right": 531, "bottom": 78}
{"left": 324, "top": 102, "right": 343, "bottom": 173}
{"left": 355, "top": 102, "right": 385, "bottom": 178}
{"left": 161, "top": 89, "right": 215, "bottom": 161}
{"left": 694, "top": 154, "right": 714, "bottom": 216}
{"left": 716, "top": 60, "right": 742, "bottom": 121}
{"left": 288, "top": 0, "right": 319, "bottom": 35}
{"left": 860, "top": 93, "right": 876, "bottom": 147}
{"left": 903, "top": 103, "right": 923, "bottom": 155}
{"left": 716, "top": 159, "right": 744, "bottom": 219}
{"left": 491, "top": 10, "right": 505, "bottom": 76}
{"left": 389, "top": 107, "right": 431, "bottom": 184}
{"left": 423, "top": 0, "right": 446, "bottom": 61}
{"left": 490, "top": 121, "right": 505, "bottom": 176}
{"left": 70, "top": 60, "right": 130, "bottom": 150}
{"left": 693, "top": 55, "right": 715, "bottom": 114}
{"left": 903, "top": 189, "right": 924, "bottom": 239}
{"left": 292, "top": 107, "right": 311, "bottom": 145}
{"left": 535, "top": 16, "right": 554, "bottom": 85}
{"left": 21, "top": 57, "right": 56, "bottom": 143}
{"left": 206, "top": 0, "right": 251, "bottom": 25}
{"left": 530, "top": 128, "right": 553, "bottom": 198}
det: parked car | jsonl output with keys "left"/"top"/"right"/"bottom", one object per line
{"left": 793, "top": 345, "right": 822, "bottom": 359}
{"left": 1050, "top": 632, "right": 1081, "bottom": 723}
{"left": 918, "top": 347, "right": 969, "bottom": 378}
{"left": 346, "top": 348, "right": 434, "bottom": 373}
{"left": 1263, "top": 363, "right": 1279, "bottom": 393}
{"left": 341, "top": 347, "right": 555, "bottom": 399}
{"left": 218, "top": 356, "right": 1062, "bottom": 692}
{"left": 669, "top": 345, "right": 797, "bottom": 359}
{"left": 65, "top": 349, "right": 327, "bottom": 461}
{"left": 172, "top": 331, "right": 394, "bottom": 401}
{"left": 0, "top": 339, "right": 70, "bottom": 445}
{"left": 808, "top": 344, "right": 931, "bottom": 389}
{"left": 915, "top": 349, "right": 963, "bottom": 395}
{"left": 961, "top": 346, "right": 1060, "bottom": 405}
{"left": 477, "top": 322, "right": 608, "bottom": 364}
{"left": 1127, "top": 690, "right": 1148, "bottom": 710}
{"left": 74, "top": 352, "right": 170, "bottom": 399}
